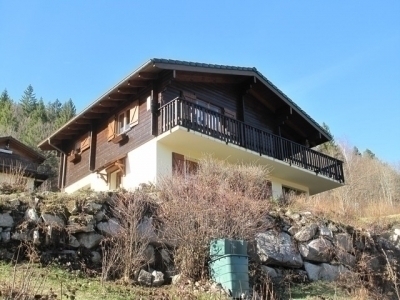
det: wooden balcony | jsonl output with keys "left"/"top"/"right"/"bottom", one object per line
{"left": 159, "top": 98, "right": 344, "bottom": 183}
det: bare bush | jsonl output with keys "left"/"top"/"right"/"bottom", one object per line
{"left": 101, "top": 190, "right": 158, "bottom": 282}
{"left": 158, "top": 157, "right": 271, "bottom": 280}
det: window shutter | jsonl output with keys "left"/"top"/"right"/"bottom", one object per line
{"left": 172, "top": 152, "right": 185, "bottom": 175}
{"left": 80, "top": 135, "right": 90, "bottom": 152}
{"left": 107, "top": 117, "right": 116, "bottom": 142}
{"left": 129, "top": 100, "right": 139, "bottom": 127}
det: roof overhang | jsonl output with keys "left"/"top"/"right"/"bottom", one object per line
{"left": 0, "top": 136, "right": 45, "bottom": 163}
{"left": 38, "top": 58, "right": 332, "bottom": 151}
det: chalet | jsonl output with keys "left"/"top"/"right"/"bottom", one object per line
{"left": 38, "top": 59, "right": 344, "bottom": 197}
{"left": 0, "top": 136, "right": 48, "bottom": 190}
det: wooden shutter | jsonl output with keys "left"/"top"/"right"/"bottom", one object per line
{"left": 80, "top": 135, "right": 90, "bottom": 152}
{"left": 107, "top": 117, "right": 116, "bottom": 142}
{"left": 172, "top": 152, "right": 185, "bottom": 175}
{"left": 129, "top": 100, "right": 139, "bottom": 127}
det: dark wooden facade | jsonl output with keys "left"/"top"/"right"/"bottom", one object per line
{"left": 38, "top": 59, "right": 344, "bottom": 189}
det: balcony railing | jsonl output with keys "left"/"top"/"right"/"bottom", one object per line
{"left": 159, "top": 98, "right": 344, "bottom": 183}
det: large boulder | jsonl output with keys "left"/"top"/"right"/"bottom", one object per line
{"left": 256, "top": 231, "right": 303, "bottom": 268}
{"left": 336, "top": 250, "right": 356, "bottom": 267}
{"left": 152, "top": 270, "right": 164, "bottom": 287}
{"left": 0, "top": 213, "right": 14, "bottom": 227}
{"left": 137, "top": 269, "right": 153, "bottom": 286}
{"left": 76, "top": 232, "right": 103, "bottom": 249}
{"left": 68, "top": 215, "right": 96, "bottom": 233}
{"left": 294, "top": 224, "right": 318, "bottom": 242}
{"left": 41, "top": 214, "right": 65, "bottom": 228}
{"left": 96, "top": 218, "right": 122, "bottom": 236}
{"left": 299, "top": 238, "right": 334, "bottom": 263}
{"left": 304, "top": 262, "right": 349, "bottom": 282}
{"left": 334, "top": 233, "right": 353, "bottom": 253}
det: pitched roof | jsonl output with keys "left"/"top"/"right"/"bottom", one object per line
{"left": 0, "top": 136, "right": 45, "bottom": 162}
{"left": 38, "top": 58, "right": 332, "bottom": 150}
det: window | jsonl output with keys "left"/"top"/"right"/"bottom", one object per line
{"left": 172, "top": 152, "right": 198, "bottom": 176}
{"left": 118, "top": 110, "right": 130, "bottom": 134}
{"left": 108, "top": 100, "right": 139, "bottom": 142}
{"left": 105, "top": 158, "right": 125, "bottom": 189}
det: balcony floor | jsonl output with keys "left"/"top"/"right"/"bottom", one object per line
{"left": 157, "top": 126, "right": 343, "bottom": 195}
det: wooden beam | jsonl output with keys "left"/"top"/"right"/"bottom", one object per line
{"left": 99, "top": 100, "right": 121, "bottom": 107}
{"left": 73, "top": 119, "right": 93, "bottom": 125}
{"left": 139, "top": 72, "right": 158, "bottom": 80}
{"left": 89, "top": 106, "right": 111, "bottom": 113}
{"left": 175, "top": 70, "right": 246, "bottom": 84}
{"left": 128, "top": 80, "right": 148, "bottom": 87}
{"left": 117, "top": 87, "right": 138, "bottom": 95}
{"left": 89, "top": 125, "right": 96, "bottom": 172}
{"left": 108, "top": 94, "right": 128, "bottom": 101}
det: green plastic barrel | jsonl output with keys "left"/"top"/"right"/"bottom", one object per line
{"left": 210, "top": 239, "right": 247, "bottom": 258}
{"left": 209, "top": 239, "right": 249, "bottom": 298}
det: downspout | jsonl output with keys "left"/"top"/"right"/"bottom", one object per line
{"left": 47, "top": 138, "right": 67, "bottom": 190}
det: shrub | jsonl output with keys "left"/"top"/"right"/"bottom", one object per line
{"left": 158, "top": 157, "right": 271, "bottom": 280}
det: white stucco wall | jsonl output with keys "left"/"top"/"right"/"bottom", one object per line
{"left": 123, "top": 139, "right": 158, "bottom": 189}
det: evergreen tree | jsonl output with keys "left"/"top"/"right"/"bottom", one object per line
{"left": 353, "top": 146, "right": 361, "bottom": 156}
{"left": 46, "top": 99, "right": 62, "bottom": 122}
{"left": 56, "top": 99, "right": 76, "bottom": 128}
{"left": 20, "top": 85, "right": 38, "bottom": 116}
{"left": 363, "top": 149, "right": 376, "bottom": 159}
{"left": 31, "top": 97, "right": 48, "bottom": 123}
{"left": 317, "top": 122, "right": 341, "bottom": 158}
{"left": 0, "top": 89, "right": 18, "bottom": 132}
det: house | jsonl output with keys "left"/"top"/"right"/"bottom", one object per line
{"left": 38, "top": 59, "right": 344, "bottom": 197}
{"left": 0, "top": 136, "right": 48, "bottom": 190}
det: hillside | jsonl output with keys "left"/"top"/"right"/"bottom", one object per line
{"left": 0, "top": 159, "right": 399, "bottom": 299}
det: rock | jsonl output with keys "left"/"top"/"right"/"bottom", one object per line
{"left": 11, "top": 231, "right": 30, "bottom": 241}
{"left": 294, "top": 224, "right": 318, "bottom": 242}
{"left": 172, "top": 274, "right": 182, "bottom": 285}
{"left": 96, "top": 218, "right": 122, "bottom": 236}
{"left": 336, "top": 251, "right": 356, "bottom": 267}
{"left": 152, "top": 270, "right": 164, "bottom": 286}
{"left": 299, "top": 238, "right": 334, "bottom": 263}
{"left": 91, "top": 251, "right": 102, "bottom": 264}
{"left": 144, "top": 245, "right": 155, "bottom": 264}
{"left": 256, "top": 231, "right": 303, "bottom": 268}
{"left": 137, "top": 269, "right": 153, "bottom": 286}
{"left": 334, "top": 233, "right": 353, "bottom": 253}
{"left": 33, "top": 230, "right": 40, "bottom": 245}
{"left": 1, "top": 231, "right": 11, "bottom": 243}
{"left": 76, "top": 232, "right": 103, "bottom": 249}
{"left": 0, "top": 213, "right": 14, "bottom": 227}
{"left": 41, "top": 214, "right": 65, "bottom": 228}
{"left": 68, "top": 215, "right": 96, "bottom": 233}
{"left": 83, "top": 202, "right": 103, "bottom": 214}
{"left": 25, "top": 208, "right": 40, "bottom": 223}
{"left": 68, "top": 235, "right": 80, "bottom": 248}
{"left": 328, "top": 223, "right": 338, "bottom": 233}
{"left": 94, "top": 210, "right": 106, "bottom": 222}
{"left": 287, "top": 226, "right": 301, "bottom": 236}
{"left": 261, "top": 265, "right": 278, "bottom": 278}
{"left": 304, "top": 262, "right": 348, "bottom": 282}
{"left": 138, "top": 216, "right": 157, "bottom": 242}
{"left": 286, "top": 211, "right": 301, "bottom": 221}
{"left": 160, "top": 249, "right": 171, "bottom": 264}
{"left": 319, "top": 225, "right": 333, "bottom": 239}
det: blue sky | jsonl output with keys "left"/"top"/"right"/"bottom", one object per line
{"left": 0, "top": 1, "right": 399, "bottom": 164}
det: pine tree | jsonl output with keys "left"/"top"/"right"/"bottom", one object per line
{"left": 56, "top": 98, "right": 76, "bottom": 128}
{"left": 20, "top": 85, "right": 38, "bottom": 116}
{"left": 0, "top": 89, "right": 18, "bottom": 132}
{"left": 46, "top": 99, "right": 62, "bottom": 122}
{"left": 316, "top": 122, "right": 341, "bottom": 158}
{"left": 31, "top": 97, "right": 48, "bottom": 123}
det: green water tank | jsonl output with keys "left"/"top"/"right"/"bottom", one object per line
{"left": 210, "top": 239, "right": 247, "bottom": 258}
{"left": 209, "top": 239, "right": 249, "bottom": 298}
{"left": 209, "top": 254, "right": 249, "bottom": 298}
